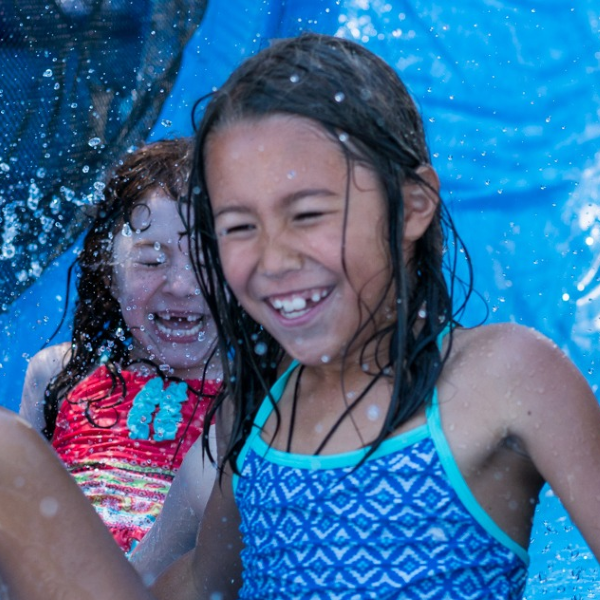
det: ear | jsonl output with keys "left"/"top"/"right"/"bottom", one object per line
{"left": 403, "top": 165, "right": 440, "bottom": 243}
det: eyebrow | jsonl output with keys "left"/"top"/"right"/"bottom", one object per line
{"left": 213, "top": 188, "right": 336, "bottom": 218}
{"left": 132, "top": 229, "right": 188, "bottom": 245}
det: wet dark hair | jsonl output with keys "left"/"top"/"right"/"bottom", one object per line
{"left": 190, "top": 33, "right": 472, "bottom": 472}
{"left": 43, "top": 138, "right": 196, "bottom": 440}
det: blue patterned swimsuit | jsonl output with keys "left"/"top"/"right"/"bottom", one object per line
{"left": 234, "top": 362, "right": 528, "bottom": 599}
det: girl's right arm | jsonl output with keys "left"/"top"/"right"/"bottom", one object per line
{"left": 152, "top": 402, "right": 244, "bottom": 600}
{"left": 19, "top": 342, "right": 70, "bottom": 432}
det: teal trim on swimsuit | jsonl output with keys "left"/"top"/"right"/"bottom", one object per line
{"left": 233, "top": 360, "right": 429, "bottom": 488}
{"left": 233, "top": 360, "right": 299, "bottom": 494}
{"left": 251, "top": 421, "right": 429, "bottom": 470}
{"left": 425, "top": 390, "right": 530, "bottom": 566}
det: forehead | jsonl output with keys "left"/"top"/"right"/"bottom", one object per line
{"left": 127, "top": 188, "right": 181, "bottom": 230}
{"left": 205, "top": 115, "right": 346, "bottom": 186}
{"left": 112, "top": 188, "right": 187, "bottom": 254}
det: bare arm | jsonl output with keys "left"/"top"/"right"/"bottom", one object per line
{"left": 495, "top": 326, "right": 600, "bottom": 558}
{"left": 152, "top": 405, "right": 244, "bottom": 600}
{"left": 0, "top": 408, "right": 154, "bottom": 600}
{"left": 130, "top": 433, "right": 217, "bottom": 585}
{"left": 19, "top": 342, "right": 70, "bottom": 433}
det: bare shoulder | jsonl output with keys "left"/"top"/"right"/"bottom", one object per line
{"left": 450, "top": 321, "right": 560, "bottom": 356}
{"left": 19, "top": 342, "right": 71, "bottom": 430}
{"left": 27, "top": 342, "right": 72, "bottom": 380}
{"left": 448, "top": 322, "right": 588, "bottom": 394}
{"left": 443, "top": 322, "right": 597, "bottom": 442}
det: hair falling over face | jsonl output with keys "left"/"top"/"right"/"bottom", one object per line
{"left": 189, "top": 33, "right": 474, "bottom": 472}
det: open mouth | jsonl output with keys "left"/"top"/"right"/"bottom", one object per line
{"left": 152, "top": 313, "right": 205, "bottom": 338}
{"left": 268, "top": 288, "right": 331, "bottom": 319}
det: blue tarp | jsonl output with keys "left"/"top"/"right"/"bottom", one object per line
{"left": 0, "top": 1, "right": 599, "bottom": 594}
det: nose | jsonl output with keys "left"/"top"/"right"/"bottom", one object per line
{"left": 258, "top": 229, "right": 303, "bottom": 278}
{"left": 163, "top": 255, "right": 199, "bottom": 297}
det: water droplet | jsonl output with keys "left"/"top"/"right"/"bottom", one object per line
{"left": 42, "top": 69, "right": 53, "bottom": 78}
{"left": 287, "top": 170, "right": 296, "bottom": 179}
{"left": 367, "top": 405, "right": 380, "bottom": 421}
{"left": 30, "top": 261, "right": 42, "bottom": 277}
{"left": 2, "top": 243, "right": 16, "bottom": 259}
{"left": 88, "top": 137, "right": 101, "bottom": 148}
{"left": 289, "top": 74, "right": 300, "bottom": 83}
{"left": 161, "top": 119, "right": 172, "bottom": 128}
{"left": 320, "top": 355, "right": 330, "bottom": 363}
{"left": 121, "top": 223, "right": 132, "bottom": 237}
{"left": 338, "top": 132, "right": 349, "bottom": 143}
{"left": 254, "top": 342, "right": 267, "bottom": 356}
{"left": 27, "top": 181, "right": 41, "bottom": 211}
{"left": 40, "top": 496, "right": 59, "bottom": 518}
{"left": 334, "top": 92, "right": 345, "bottom": 102}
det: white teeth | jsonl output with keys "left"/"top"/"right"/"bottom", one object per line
{"left": 291, "top": 297, "right": 307, "bottom": 311}
{"left": 271, "top": 297, "right": 306, "bottom": 312}
{"left": 274, "top": 297, "right": 307, "bottom": 313}
{"left": 155, "top": 313, "right": 201, "bottom": 323}
{"left": 270, "top": 289, "right": 330, "bottom": 317}
{"left": 155, "top": 319, "right": 203, "bottom": 338}
{"left": 153, "top": 313, "right": 203, "bottom": 338}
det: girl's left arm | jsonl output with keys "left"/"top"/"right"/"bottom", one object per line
{"left": 0, "top": 408, "right": 154, "bottom": 600}
{"left": 503, "top": 326, "right": 600, "bottom": 558}
{"left": 130, "top": 433, "right": 217, "bottom": 584}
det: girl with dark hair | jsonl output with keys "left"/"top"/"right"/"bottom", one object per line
{"left": 157, "top": 32, "right": 600, "bottom": 599}
{"left": 19, "top": 138, "right": 221, "bottom": 556}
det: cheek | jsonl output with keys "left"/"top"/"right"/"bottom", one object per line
{"left": 111, "top": 268, "right": 156, "bottom": 308}
{"left": 110, "top": 265, "right": 127, "bottom": 304}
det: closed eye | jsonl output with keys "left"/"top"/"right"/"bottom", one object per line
{"left": 217, "top": 223, "right": 256, "bottom": 237}
{"left": 135, "top": 252, "right": 167, "bottom": 267}
{"left": 137, "top": 258, "right": 166, "bottom": 267}
{"left": 295, "top": 211, "right": 325, "bottom": 221}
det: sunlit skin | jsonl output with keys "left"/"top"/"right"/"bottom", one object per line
{"left": 111, "top": 189, "right": 219, "bottom": 380}
{"left": 205, "top": 115, "right": 395, "bottom": 380}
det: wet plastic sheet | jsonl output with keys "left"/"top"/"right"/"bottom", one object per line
{"left": 0, "top": 2, "right": 599, "bottom": 595}
{"left": 0, "top": 0, "right": 206, "bottom": 308}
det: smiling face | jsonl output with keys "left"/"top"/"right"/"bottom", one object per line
{"left": 204, "top": 115, "right": 395, "bottom": 370}
{"left": 110, "top": 189, "right": 219, "bottom": 379}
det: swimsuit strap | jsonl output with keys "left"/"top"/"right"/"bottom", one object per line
{"left": 425, "top": 324, "right": 530, "bottom": 565}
